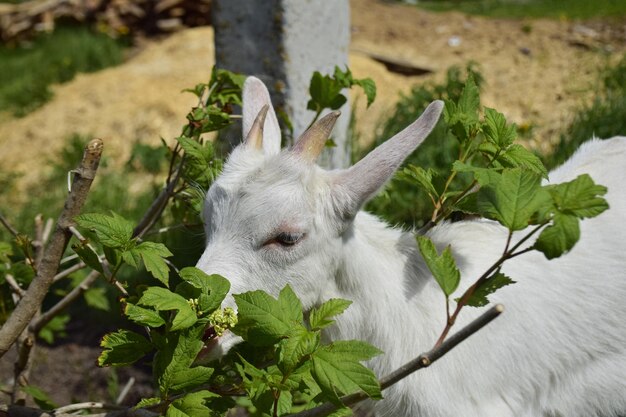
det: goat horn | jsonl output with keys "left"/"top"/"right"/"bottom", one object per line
{"left": 244, "top": 104, "right": 270, "bottom": 150}
{"left": 293, "top": 111, "right": 341, "bottom": 161}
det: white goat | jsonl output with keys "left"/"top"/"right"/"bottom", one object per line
{"left": 196, "top": 77, "right": 626, "bottom": 417}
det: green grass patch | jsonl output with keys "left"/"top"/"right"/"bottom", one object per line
{"left": 410, "top": 0, "right": 626, "bottom": 20}
{"left": 0, "top": 25, "right": 126, "bottom": 117}
{"left": 545, "top": 54, "right": 626, "bottom": 168}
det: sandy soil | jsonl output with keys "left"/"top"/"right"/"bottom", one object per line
{"left": 1, "top": 0, "right": 625, "bottom": 193}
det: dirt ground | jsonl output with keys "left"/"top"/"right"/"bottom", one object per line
{"left": 1, "top": 0, "right": 626, "bottom": 408}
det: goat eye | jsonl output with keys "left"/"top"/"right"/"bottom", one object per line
{"left": 265, "top": 232, "right": 304, "bottom": 247}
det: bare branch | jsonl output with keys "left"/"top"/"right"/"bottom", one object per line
{"left": 31, "top": 270, "right": 100, "bottom": 333}
{"left": 0, "top": 139, "right": 103, "bottom": 359}
{"left": 291, "top": 304, "right": 504, "bottom": 417}
{"left": 53, "top": 262, "right": 87, "bottom": 282}
{"left": 5, "top": 274, "right": 25, "bottom": 298}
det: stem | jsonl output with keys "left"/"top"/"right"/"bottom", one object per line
{"left": 53, "top": 262, "right": 87, "bottom": 282}
{"left": 0, "top": 139, "right": 103, "bottom": 359}
{"left": 133, "top": 157, "right": 184, "bottom": 239}
{"left": 434, "top": 222, "right": 548, "bottom": 347}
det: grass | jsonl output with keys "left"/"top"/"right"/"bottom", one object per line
{"left": 408, "top": 0, "right": 626, "bottom": 20}
{"left": 544, "top": 54, "right": 626, "bottom": 168}
{"left": 0, "top": 25, "right": 126, "bottom": 117}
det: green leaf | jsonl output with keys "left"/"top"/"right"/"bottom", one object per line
{"left": 465, "top": 271, "right": 515, "bottom": 307}
{"left": 126, "top": 241, "right": 173, "bottom": 286}
{"left": 534, "top": 213, "right": 580, "bottom": 259}
{"left": 325, "top": 340, "right": 382, "bottom": 362}
{"left": 477, "top": 168, "right": 548, "bottom": 231}
{"left": 545, "top": 174, "right": 609, "bottom": 219}
{"left": 276, "top": 390, "right": 293, "bottom": 416}
{"left": 155, "top": 326, "right": 215, "bottom": 395}
{"left": 166, "top": 390, "right": 220, "bottom": 417}
{"left": 168, "top": 367, "right": 215, "bottom": 393}
{"left": 138, "top": 287, "right": 197, "bottom": 331}
{"left": 277, "top": 326, "right": 320, "bottom": 373}
{"left": 452, "top": 161, "right": 501, "bottom": 187}
{"left": 444, "top": 74, "right": 480, "bottom": 142}
{"left": 84, "top": 287, "right": 110, "bottom": 311}
{"left": 278, "top": 285, "right": 304, "bottom": 324}
{"left": 416, "top": 236, "right": 461, "bottom": 297}
{"left": 38, "top": 314, "right": 69, "bottom": 344}
{"left": 483, "top": 107, "right": 517, "bottom": 148}
{"left": 134, "top": 397, "right": 161, "bottom": 409}
{"left": 308, "top": 71, "right": 346, "bottom": 112}
{"left": 499, "top": 144, "right": 548, "bottom": 178}
{"left": 179, "top": 267, "right": 230, "bottom": 313}
{"left": 354, "top": 77, "right": 377, "bottom": 108}
{"left": 72, "top": 241, "right": 103, "bottom": 273}
{"left": 125, "top": 302, "right": 166, "bottom": 327}
{"left": 311, "top": 341, "right": 382, "bottom": 402}
{"left": 98, "top": 329, "right": 152, "bottom": 367}
{"left": 309, "top": 299, "right": 352, "bottom": 330}
{"left": 233, "top": 286, "right": 303, "bottom": 345}
{"left": 75, "top": 212, "right": 134, "bottom": 249}
{"left": 399, "top": 165, "right": 439, "bottom": 200}
{"left": 458, "top": 74, "right": 480, "bottom": 124}
{"left": 21, "top": 385, "right": 58, "bottom": 411}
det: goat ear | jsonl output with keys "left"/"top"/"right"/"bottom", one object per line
{"left": 332, "top": 100, "right": 444, "bottom": 218}
{"left": 242, "top": 76, "right": 281, "bottom": 156}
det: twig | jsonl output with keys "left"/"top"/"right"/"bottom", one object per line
{"left": 53, "top": 262, "right": 87, "bottom": 282}
{"left": 5, "top": 274, "right": 25, "bottom": 298}
{"left": 133, "top": 158, "right": 185, "bottom": 239}
{"left": 433, "top": 222, "right": 546, "bottom": 347}
{"left": 54, "top": 402, "right": 124, "bottom": 414}
{"left": 33, "top": 215, "right": 45, "bottom": 268}
{"left": 0, "top": 212, "right": 19, "bottom": 237}
{"left": 290, "top": 305, "right": 504, "bottom": 417}
{"left": 60, "top": 254, "right": 79, "bottom": 265}
{"left": 41, "top": 218, "right": 54, "bottom": 245}
{"left": 0, "top": 139, "right": 103, "bottom": 359}
{"left": 115, "top": 377, "right": 135, "bottom": 405}
{"left": 31, "top": 270, "right": 100, "bottom": 333}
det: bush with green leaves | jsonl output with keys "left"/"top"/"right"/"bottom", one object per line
{"left": 363, "top": 63, "right": 484, "bottom": 227}
{"left": 0, "top": 64, "right": 619, "bottom": 417}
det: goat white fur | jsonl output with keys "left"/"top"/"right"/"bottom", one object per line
{"left": 196, "top": 77, "right": 626, "bottom": 417}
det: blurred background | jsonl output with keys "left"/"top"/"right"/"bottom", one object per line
{"left": 0, "top": 0, "right": 625, "bottom": 409}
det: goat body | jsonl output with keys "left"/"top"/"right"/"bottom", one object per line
{"left": 196, "top": 77, "right": 626, "bottom": 417}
